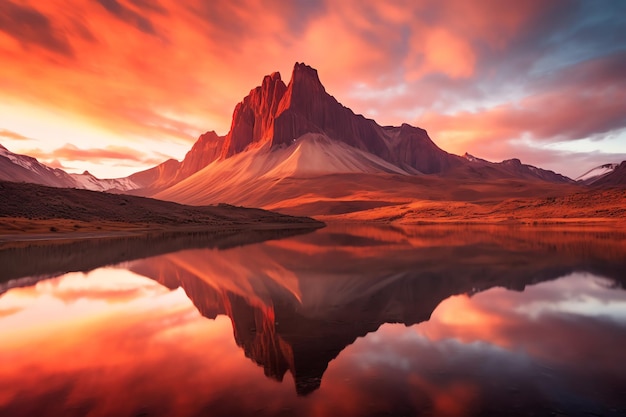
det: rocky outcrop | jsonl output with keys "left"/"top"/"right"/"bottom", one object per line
{"left": 221, "top": 72, "right": 287, "bottom": 157}
{"left": 176, "top": 130, "right": 225, "bottom": 179}
{"left": 129, "top": 131, "right": 225, "bottom": 194}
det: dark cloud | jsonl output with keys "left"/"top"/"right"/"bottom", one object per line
{"left": 96, "top": 0, "right": 158, "bottom": 35}
{"left": 187, "top": 0, "right": 324, "bottom": 46}
{"left": 128, "top": 0, "right": 169, "bottom": 15}
{"left": 0, "top": 1, "right": 73, "bottom": 57}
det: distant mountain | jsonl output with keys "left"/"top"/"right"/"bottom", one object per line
{"left": 0, "top": 144, "right": 140, "bottom": 192}
{"left": 70, "top": 171, "right": 140, "bottom": 192}
{"left": 575, "top": 163, "right": 620, "bottom": 185}
{"left": 0, "top": 143, "right": 77, "bottom": 188}
{"left": 587, "top": 161, "right": 626, "bottom": 187}
{"left": 460, "top": 152, "right": 573, "bottom": 183}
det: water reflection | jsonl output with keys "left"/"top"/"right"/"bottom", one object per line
{"left": 1, "top": 225, "right": 625, "bottom": 416}
{"left": 0, "top": 226, "right": 319, "bottom": 284}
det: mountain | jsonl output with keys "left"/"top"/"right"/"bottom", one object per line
{"left": 460, "top": 152, "right": 573, "bottom": 183}
{"left": 0, "top": 139, "right": 221, "bottom": 195}
{"left": 588, "top": 161, "right": 626, "bottom": 187}
{"left": 0, "top": 144, "right": 141, "bottom": 192}
{"left": 154, "top": 63, "right": 575, "bottom": 211}
{"left": 216, "top": 63, "right": 462, "bottom": 173}
{"left": 127, "top": 158, "right": 181, "bottom": 192}
{"left": 1, "top": 143, "right": 78, "bottom": 188}
{"left": 70, "top": 170, "right": 139, "bottom": 192}
{"left": 575, "top": 162, "right": 620, "bottom": 185}
{"left": 130, "top": 130, "right": 227, "bottom": 193}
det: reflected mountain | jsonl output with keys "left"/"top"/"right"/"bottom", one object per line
{"left": 126, "top": 225, "right": 626, "bottom": 395}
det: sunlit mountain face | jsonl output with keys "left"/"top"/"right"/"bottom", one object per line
{"left": 1, "top": 225, "right": 625, "bottom": 416}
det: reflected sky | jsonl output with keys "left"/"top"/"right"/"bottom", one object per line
{"left": 1, "top": 226, "right": 625, "bottom": 417}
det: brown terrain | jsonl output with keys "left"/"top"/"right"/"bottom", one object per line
{"left": 0, "top": 181, "right": 323, "bottom": 243}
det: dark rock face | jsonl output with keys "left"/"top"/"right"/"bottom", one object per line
{"left": 222, "top": 72, "right": 287, "bottom": 158}
{"left": 218, "top": 62, "right": 460, "bottom": 174}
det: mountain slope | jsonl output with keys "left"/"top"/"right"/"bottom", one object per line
{"left": 460, "top": 152, "right": 573, "bottom": 183}
{"left": 0, "top": 144, "right": 79, "bottom": 188}
{"left": 589, "top": 161, "right": 626, "bottom": 187}
{"left": 0, "top": 134, "right": 227, "bottom": 195}
{"left": 576, "top": 163, "right": 620, "bottom": 185}
{"left": 0, "top": 180, "right": 322, "bottom": 235}
{"left": 0, "top": 144, "right": 141, "bottom": 192}
{"left": 155, "top": 133, "right": 412, "bottom": 207}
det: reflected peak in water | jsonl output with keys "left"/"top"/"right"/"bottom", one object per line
{"left": 124, "top": 225, "right": 626, "bottom": 397}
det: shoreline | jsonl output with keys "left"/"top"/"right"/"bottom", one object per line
{"left": 0, "top": 220, "right": 324, "bottom": 249}
{"left": 316, "top": 216, "right": 626, "bottom": 228}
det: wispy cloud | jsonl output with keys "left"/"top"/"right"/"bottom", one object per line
{"left": 23, "top": 144, "right": 155, "bottom": 164}
{"left": 0, "top": 129, "right": 32, "bottom": 141}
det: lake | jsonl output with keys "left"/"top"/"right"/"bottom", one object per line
{"left": 1, "top": 225, "right": 625, "bottom": 417}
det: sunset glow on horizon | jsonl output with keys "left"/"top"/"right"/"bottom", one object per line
{"left": 1, "top": 0, "right": 625, "bottom": 178}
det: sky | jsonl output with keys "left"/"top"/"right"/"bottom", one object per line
{"left": 0, "top": 0, "right": 625, "bottom": 178}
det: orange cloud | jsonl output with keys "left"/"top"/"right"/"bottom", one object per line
{"left": 406, "top": 28, "right": 476, "bottom": 80}
{"left": 0, "top": 129, "right": 31, "bottom": 141}
{"left": 21, "top": 144, "right": 166, "bottom": 167}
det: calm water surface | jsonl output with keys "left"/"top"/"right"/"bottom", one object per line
{"left": 1, "top": 225, "right": 625, "bottom": 417}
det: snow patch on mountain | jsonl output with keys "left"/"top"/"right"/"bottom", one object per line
{"left": 70, "top": 171, "right": 139, "bottom": 192}
{"left": 575, "top": 163, "right": 619, "bottom": 184}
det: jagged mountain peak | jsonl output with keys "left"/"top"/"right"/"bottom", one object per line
{"left": 203, "top": 62, "right": 461, "bottom": 175}
{"left": 289, "top": 62, "right": 325, "bottom": 93}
